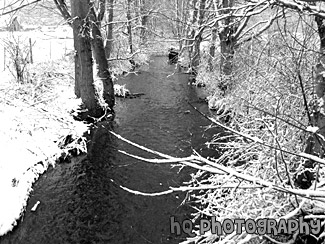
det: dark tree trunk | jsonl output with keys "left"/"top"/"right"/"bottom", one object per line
{"left": 105, "top": 0, "right": 114, "bottom": 59}
{"left": 139, "top": 0, "right": 148, "bottom": 45}
{"left": 217, "top": 0, "right": 237, "bottom": 76}
{"left": 191, "top": 0, "right": 206, "bottom": 68}
{"left": 208, "top": 26, "right": 217, "bottom": 71}
{"left": 208, "top": 2, "right": 217, "bottom": 71}
{"left": 71, "top": 0, "right": 104, "bottom": 117}
{"left": 126, "top": 0, "right": 135, "bottom": 68}
{"left": 219, "top": 35, "right": 236, "bottom": 76}
{"left": 187, "top": 0, "right": 198, "bottom": 61}
{"left": 72, "top": 27, "right": 81, "bottom": 98}
{"left": 191, "top": 35, "right": 202, "bottom": 68}
{"left": 55, "top": 0, "right": 114, "bottom": 117}
{"left": 175, "top": 0, "right": 182, "bottom": 50}
{"left": 309, "top": 16, "right": 325, "bottom": 159}
{"left": 90, "top": 16, "right": 115, "bottom": 109}
{"left": 177, "top": 0, "right": 189, "bottom": 51}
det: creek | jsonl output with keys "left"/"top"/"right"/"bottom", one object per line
{"left": 0, "top": 56, "right": 222, "bottom": 244}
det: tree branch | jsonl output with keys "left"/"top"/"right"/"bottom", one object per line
{"left": 1, "top": 0, "right": 41, "bottom": 16}
{"left": 53, "top": 0, "right": 71, "bottom": 25}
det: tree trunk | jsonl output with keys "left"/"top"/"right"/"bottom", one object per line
{"left": 126, "top": 0, "right": 135, "bottom": 68}
{"left": 175, "top": 0, "right": 182, "bottom": 50}
{"left": 217, "top": 0, "right": 237, "bottom": 76}
{"left": 175, "top": 0, "right": 180, "bottom": 36}
{"left": 208, "top": 25, "right": 217, "bottom": 71}
{"left": 208, "top": 2, "right": 217, "bottom": 71}
{"left": 191, "top": 0, "right": 206, "bottom": 68}
{"left": 90, "top": 16, "right": 115, "bottom": 109}
{"left": 192, "top": 35, "right": 202, "bottom": 68}
{"left": 178, "top": 0, "right": 189, "bottom": 51}
{"left": 219, "top": 36, "right": 235, "bottom": 76}
{"left": 71, "top": 0, "right": 103, "bottom": 117}
{"left": 309, "top": 16, "right": 325, "bottom": 159}
{"left": 139, "top": 0, "right": 148, "bottom": 45}
{"left": 105, "top": 0, "right": 114, "bottom": 59}
{"left": 72, "top": 27, "right": 81, "bottom": 98}
{"left": 187, "top": 0, "right": 198, "bottom": 62}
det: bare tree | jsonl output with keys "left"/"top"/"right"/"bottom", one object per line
{"left": 104, "top": 0, "right": 114, "bottom": 59}
{"left": 138, "top": 0, "right": 148, "bottom": 45}
{"left": 55, "top": 0, "right": 115, "bottom": 117}
{"left": 126, "top": 0, "right": 136, "bottom": 68}
{"left": 191, "top": 0, "right": 207, "bottom": 68}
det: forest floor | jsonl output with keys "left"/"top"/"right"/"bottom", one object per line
{"left": 0, "top": 58, "right": 89, "bottom": 236}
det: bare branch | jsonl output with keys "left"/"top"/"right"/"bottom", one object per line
{"left": 272, "top": 0, "right": 325, "bottom": 18}
{"left": 1, "top": 0, "right": 41, "bottom": 16}
{"left": 237, "top": 10, "right": 283, "bottom": 45}
{"left": 53, "top": 0, "right": 71, "bottom": 24}
{"left": 109, "top": 130, "right": 325, "bottom": 201}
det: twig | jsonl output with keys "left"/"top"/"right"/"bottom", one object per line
{"left": 28, "top": 95, "right": 57, "bottom": 107}
{"left": 1, "top": 0, "right": 41, "bottom": 16}
{"left": 117, "top": 149, "right": 224, "bottom": 174}
{"left": 188, "top": 102, "right": 325, "bottom": 166}
{"left": 242, "top": 99, "right": 308, "bottom": 133}
{"left": 109, "top": 130, "right": 173, "bottom": 159}
{"left": 110, "top": 131, "right": 325, "bottom": 200}
{"left": 110, "top": 178, "right": 263, "bottom": 197}
{"left": 256, "top": 118, "right": 284, "bottom": 184}
{"left": 297, "top": 72, "right": 311, "bottom": 124}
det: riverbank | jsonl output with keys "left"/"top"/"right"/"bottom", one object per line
{"left": 180, "top": 30, "right": 325, "bottom": 243}
{"left": 0, "top": 58, "right": 89, "bottom": 236}
{"left": 0, "top": 55, "right": 215, "bottom": 244}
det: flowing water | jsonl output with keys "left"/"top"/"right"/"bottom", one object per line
{"left": 0, "top": 56, "right": 222, "bottom": 244}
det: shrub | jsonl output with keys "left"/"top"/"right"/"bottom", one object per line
{"left": 2, "top": 34, "right": 33, "bottom": 84}
{"left": 186, "top": 16, "right": 322, "bottom": 243}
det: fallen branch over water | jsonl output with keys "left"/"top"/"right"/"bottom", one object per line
{"left": 109, "top": 130, "right": 325, "bottom": 200}
{"left": 108, "top": 129, "right": 325, "bottom": 243}
{"left": 110, "top": 177, "right": 263, "bottom": 197}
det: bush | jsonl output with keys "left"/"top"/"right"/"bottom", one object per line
{"left": 2, "top": 34, "right": 33, "bottom": 84}
{"left": 186, "top": 16, "right": 322, "bottom": 243}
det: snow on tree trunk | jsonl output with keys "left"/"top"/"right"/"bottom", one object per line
{"left": 90, "top": 15, "right": 115, "bottom": 110}
{"left": 71, "top": 0, "right": 103, "bottom": 117}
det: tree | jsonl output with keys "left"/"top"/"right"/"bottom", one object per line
{"left": 55, "top": 0, "right": 115, "bottom": 118}
{"left": 235, "top": 0, "right": 325, "bottom": 164}
{"left": 186, "top": 0, "right": 199, "bottom": 68}
{"left": 212, "top": 1, "right": 282, "bottom": 76}
{"left": 178, "top": 0, "right": 281, "bottom": 82}
{"left": 125, "top": 0, "right": 136, "bottom": 69}
{"left": 134, "top": 0, "right": 149, "bottom": 45}
{"left": 90, "top": 0, "right": 115, "bottom": 109}
{"left": 104, "top": 0, "right": 114, "bottom": 59}
{"left": 189, "top": 0, "right": 207, "bottom": 69}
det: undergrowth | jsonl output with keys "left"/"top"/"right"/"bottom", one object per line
{"left": 185, "top": 16, "right": 324, "bottom": 244}
{"left": 0, "top": 56, "right": 87, "bottom": 154}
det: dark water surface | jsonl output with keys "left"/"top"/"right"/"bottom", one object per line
{"left": 1, "top": 56, "right": 221, "bottom": 244}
